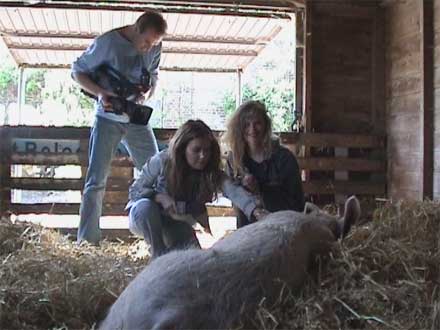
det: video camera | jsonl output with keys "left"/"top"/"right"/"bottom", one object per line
{"left": 82, "top": 64, "right": 153, "bottom": 125}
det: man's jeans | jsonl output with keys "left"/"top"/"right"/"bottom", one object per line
{"left": 77, "top": 116, "right": 158, "bottom": 244}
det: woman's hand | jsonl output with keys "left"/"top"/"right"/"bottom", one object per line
{"left": 154, "top": 193, "right": 177, "bottom": 214}
{"left": 242, "top": 174, "right": 259, "bottom": 193}
{"left": 252, "top": 207, "right": 270, "bottom": 221}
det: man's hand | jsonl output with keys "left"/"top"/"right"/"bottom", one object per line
{"left": 98, "top": 92, "right": 117, "bottom": 112}
{"left": 252, "top": 207, "right": 270, "bottom": 221}
{"left": 155, "top": 193, "right": 177, "bottom": 214}
{"left": 136, "top": 94, "right": 146, "bottom": 104}
{"left": 145, "top": 85, "right": 156, "bottom": 100}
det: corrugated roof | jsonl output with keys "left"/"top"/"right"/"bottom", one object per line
{"left": 0, "top": 4, "right": 293, "bottom": 72}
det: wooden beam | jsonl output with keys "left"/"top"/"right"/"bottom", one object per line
{"left": 9, "top": 152, "right": 133, "bottom": 167}
{"left": 0, "top": 129, "right": 11, "bottom": 218}
{"left": 10, "top": 178, "right": 385, "bottom": 196}
{"left": 8, "top": 43, "right": 258, "bottom": 57}
{"left": 4, "top": 126, "right": 179, "bottom": 140}
{"left": 422, "top": 0, "right": 434, "bottom": 199}
{"left": 9, "top": 203, "right": 235, "bottom": 217}
{"left": 303, "top": 180, "right": 386, "bottom": 195}
{"left": 304, "top": 1, "right": 312, "bottom": 133}
{"left": 298, "top": 158, "right": 385, "bottom": 172}
{"left": 9, "top": 203, "right": 127, "bottom": 216}
{"left": 58, "top": 228, "right": 135, "bottom": 242}
{"left": 279, "top": 132, "right": 385, "bottom": 148}
{"left": 295, "top": 9, "right": 305, "bottom": 131}
{"left": 9, "top": 152, "right": 385, "bottom": 172}
{"left": 9, "top": 177, "right": 132, "bottom": 191}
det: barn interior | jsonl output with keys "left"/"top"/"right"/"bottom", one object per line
{"left": 0, "top": 0, "right": 439, "bottom": 329}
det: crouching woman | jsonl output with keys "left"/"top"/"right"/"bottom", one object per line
{"left": 126, "top": 119, "right": 266, "bottom": 259}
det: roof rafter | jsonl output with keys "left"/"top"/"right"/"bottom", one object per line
{"left": 18, "top": 62, "right": 238, "bottom": 73}
{"left": 0, "top": 31, "right": 271, "bottom": 45}
{"left": 9, "top": 43, "right": 258, "bottom": 57}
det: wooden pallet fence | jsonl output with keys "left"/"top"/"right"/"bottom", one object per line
{"left": 0, "top": 126, "right": 386, "bottom": 218}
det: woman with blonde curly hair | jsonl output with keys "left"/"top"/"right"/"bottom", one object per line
{"left": 223, "top": 100, "right": 305, "bottom": 228}
{"left": 126, "top": 119, "right": 266, "bottom": 258}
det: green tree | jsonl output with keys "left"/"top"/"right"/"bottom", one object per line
{"left": 25, "top": 69, "right": 46, "bottom": 109}
{"left": 42, "top": 70, "right": 94, "bottom": 126}
{"left": 0, "top": 64, "right": 18, "bottom": 124}
{"left": 222, "top": 80, "right": 295, "bottom": 132}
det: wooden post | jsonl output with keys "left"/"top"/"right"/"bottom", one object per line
{"left": 304, "top": 2, "right": 312, "bottom": 133}
{"left": 295, "top": 9, "right": 305, "bottom": 132}
{"left": 0, "top": 127, "right": 12, "bottom": 219}
{"left": 302, "top": 2, "right": 313, "bottom": 186}
{"left": 422, "top": 0, "right": 434, "bottom": 199}
{"left": 334, "top": 147, "right": 348, "bottom": 210}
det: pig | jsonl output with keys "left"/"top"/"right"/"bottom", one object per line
{"left": 99, "top": 196, "right": 361, "bottom": 330}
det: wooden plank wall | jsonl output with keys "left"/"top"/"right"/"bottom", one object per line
{"left": 434, "top": 0, "right": 440, "bottom": 199}
{"left": 306, "top": 0, "right": 385, "bottom": 206}
{"left": 384, "top": 0, "right": 424, "bottom": 200}
{"left": 309, "top": 1, "right": 384, "bottom": 134}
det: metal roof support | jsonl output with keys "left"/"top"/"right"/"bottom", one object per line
{"left": 0, "top": 1, "right": 294, "bottom": 18}
{"left": 17, "top": 66, "right": 25, "bottom": 125}
{"left": 235, "top": 68, "right": 242, "bottom": 109}
{"left": 0, "top": 32, "right": 272, "bottom": 46}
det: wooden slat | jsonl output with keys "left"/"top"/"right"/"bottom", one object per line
{"left": 5, "top": 126, "right": 175, "bottom": 141}
{"left": 10, "top": 177, "right": 132, "bottom": 191}
{"left": 9, "top": 203, "right": 236, "bottom": 217}
{"left": 103, "top": 191, "right": 129, "bottom": 204}
{"left": 7, "top": 126, "right": 90, "bottom": 139}
{"left": 0, "top": 129, "right": 11, "bottom": 217}
{"left": 9, "top": 153, "right": 385, "bottom": 172}
{"left": 207, "top": 205, "right": 235, "bottom": 217}
{"left": 5, "top": 126, "right": 386, "bottom": 149}
{"left": 280, "top": 132, "right": 385, "bottom": 148}
{"left": 9, "top": 152, "right": 133, "bottom": 167}
{"left": 9, "top": 203, "right": 126, "bottom": 215}
{"left": 58, "top": 228, "right": 135, "bottom": 242}
{"left": 298, "top": 158, "right": 385, "bottom": 171}
{"left": 303, "top": 180, "right": 386, "bottom": 195}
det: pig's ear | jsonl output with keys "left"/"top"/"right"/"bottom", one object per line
{"left": 304, "top": 202, "right": 320, "bottom": 214}
{"left": 341, "top": 196, "right": 361, "bottom": 237}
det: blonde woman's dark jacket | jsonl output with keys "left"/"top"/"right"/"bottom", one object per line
{"left": 226, "top": 139, "right": 305, "bottom": 226}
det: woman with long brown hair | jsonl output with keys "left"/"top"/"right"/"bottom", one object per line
{"left": 223, "top": 100, "right": 305, "bottom": 228}
{"left": 126, "top": 119, "right": 265, "bottom": 258}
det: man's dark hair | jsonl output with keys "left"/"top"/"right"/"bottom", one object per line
{"left": 135, "top": 10, "right": 167, "bottom": 35}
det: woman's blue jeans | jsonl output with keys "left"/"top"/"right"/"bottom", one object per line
{"left": 128, "top": 198, "right": 200, "bottom": 258}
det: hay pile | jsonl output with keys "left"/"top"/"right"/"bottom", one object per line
{"left": 0, "top": 219, "right": 146, "bottom": 330}
{"left": 254, "top": 200, "right": 440, "bottom": 330}
{"left": 1, "top": 200, "right": 439, "bottom": 330}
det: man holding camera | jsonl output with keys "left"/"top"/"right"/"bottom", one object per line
{"left": 72, "top": 10, "right": 167, "bottom": 245}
